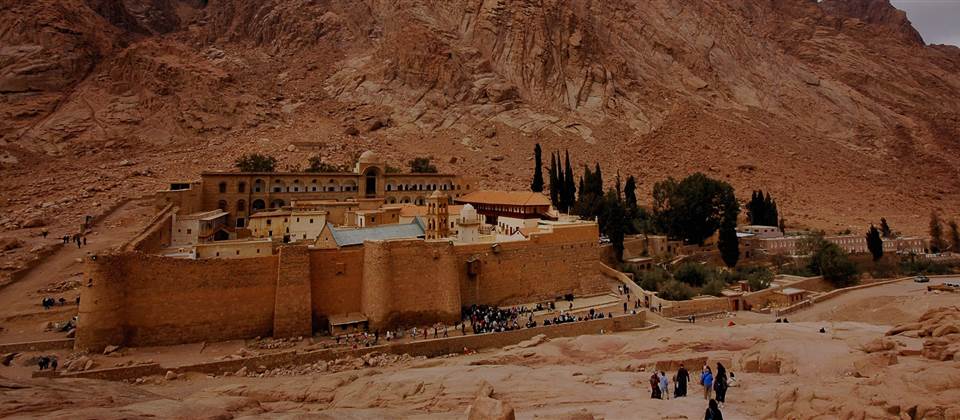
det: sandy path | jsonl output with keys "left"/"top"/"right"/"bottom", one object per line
{"left": 0, "top": 198, "right": 155, "bottom": 343}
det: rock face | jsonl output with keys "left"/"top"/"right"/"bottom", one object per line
{"left": 1, "top": 0, "right": 960, "bottom": 235}
{"left": 887, "top": 306, "right": 960, "bottom": 361}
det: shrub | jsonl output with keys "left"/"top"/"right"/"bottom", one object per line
{"left": 409, "top": 157, "right": 438, "bottom": 173}
{"left": 305, "top": 155, "right": 349, "bottom": 173}
{"left": 810, "top": 241, "right": 859, "bottom": 288}
{"left": 634, "top": 267, "right": 670, "bottom": 292}
{"left": 673, "top": 262, "right": 712, "bottom": 287}
{"left": 657, "top": 280, "right": 696, "bottom": 301}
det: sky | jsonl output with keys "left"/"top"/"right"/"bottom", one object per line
{"left": 890, "top": 0, "right": 960, "bottom": 46}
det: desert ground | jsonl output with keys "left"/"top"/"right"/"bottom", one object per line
{"left": 2, "top": 268, "right": 958, "bottom": 419}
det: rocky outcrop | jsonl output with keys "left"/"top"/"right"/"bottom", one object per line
{"left": 887, "top": 306, "right": 960, "bottom": 361}
{"left": 821, "top": 0, "right": 925, "bottom": 45}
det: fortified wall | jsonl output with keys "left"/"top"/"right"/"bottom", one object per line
{"left": 77, "top": 223, "right": 605, "bottom": 350}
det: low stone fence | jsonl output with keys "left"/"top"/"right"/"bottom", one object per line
{"left": 0, "top": 338, "right": 74, "bottom": 353}
{"left": 55, "top": 312, "right": 647, "bottom": 382}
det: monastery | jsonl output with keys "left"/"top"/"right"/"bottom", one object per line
{"left": 75, "top": 151, "right": 608, "bottom": 351}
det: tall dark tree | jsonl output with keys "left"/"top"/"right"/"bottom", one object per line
{"left": 623, "top": 175, "right": 638, "bottom": 218}
{"left": 531, "top": 143, "right": 544, "bottom": 192}
{"left": 602, "top": 190, "right": 626, "bottom": 261}
{"left": 866, "top": 224, "right": 884, "bottom": 261}
{"left": 561, "top": 150, "right": 576, "bottom": 213}
{"left": 548, "top": 152, "right": 559, "bottom": 208}
{"left": 879, "top": 217, "right": 892, "bottom": 238}
{"left": 949, "top": 220, "right": 960, "bottom": 253}
{"left": 765, "top": 193, "right": 779, "bottom": 227}
{"left": 930, "top": 211, "right": 945, "bottom": 253}
{"left": 747, "top": 190, "right": 764, "bottom": 225}
{"left": 718, "top": 218, "right": 740, "bottom": 268}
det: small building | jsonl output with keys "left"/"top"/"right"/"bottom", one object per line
{"left": 315, "top": 219, "right": 426, "bottom": 249}
{"left": 770, "top": 287, "right": 809, "bottom": 306}
{"left": 623, "top": 256, "right": 655, "bottom": 272}
{"left": 737, "top": 225, "right": 783, "bottom": 239}
{"left": 195, "top": 238, "right": 275, "bottom": 259}
{"left": 171, "top": 210, "right": 230, "bottom": 247}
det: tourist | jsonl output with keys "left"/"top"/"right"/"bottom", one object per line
{"left": 701, "top": 366, "right": 714, "bottom": 400}
{"left": 650, "top": 371, "right": 661, "bottom": 399}
{"left": 41, "top": 229, "right": 48, "bottom": 239}
{"left": 714, "top": 363, "right": 728, "bottom": 407}
{"left": 623, "top": 302, "right": 628, "bottom": 313}
{"left": 50, "top": 357, "right": 57, "bottom": 371}
{"left": 676, "top": 363, "right": 690, "bottom": 397}
{"left": 37, "top": 356, "right": 49, "bottom": 370}
{"left": 727, "top": 372, "right": 738, "bottom": 388}
{"left": 82, "top": 235, "right": 87, "bottom": 246}
{"left": 819, "top": 327, "right": 826, "bottom": 333}
{"left": 705, "top": 399, "right": 723, "bottom": 420}
{"left": 659, "top": 371, "right": 670, "bottom": 400}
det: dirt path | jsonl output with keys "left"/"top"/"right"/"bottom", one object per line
{"left": 0, "top": 198, "right": 156, "bottom": 344}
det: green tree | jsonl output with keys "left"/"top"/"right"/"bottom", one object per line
{"left": 602, "top": 190, "right": 626, "bottom": 261}
{"left": 624, "top": 176, "right": 638, "bottom": 217}
{"left": 549, "top": 152, "right": 559, "bottom": 208}
{"left": 531, "top": 143, "right": 544, "bottom": 192}
{"left": 701, "top": 277, "right": 727, "bottom": 297}
{"left": 718, "top": 220, "right": 740, "bottom": 267}
{"left": 949, "top": 220, "right": 960, "bottom": 253}
{"left": 657, "top": 280, "right": 695, "bottom": 301}
{"left": 879, "top": 217, "right": 892, "bottom": 238}
{"left": 235, "top": 153, "right": 277, "bottom": 172}
{"left": 409, "top": 157, "right": 438, "bottom": 173}
{"left": 806, "top": 235, "right": 859, "bottom": 287}
{"left": 930, "top": 211, "right": 945, "bottom": 253}
{"left": 866, "top": 224, "right": 884, "bottom": 261}
{"left": 652, "top": 173, "right": 739, "bottom": 245}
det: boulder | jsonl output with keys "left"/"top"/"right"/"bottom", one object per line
{"left": 860, "top": 337, "right": 896, "bottom": 353}
{"left": 165, "top": 370, "right": 177, "bottom": 381}
{"left": 103, "top": 345, "right": 121, "bottom": 355}
{"left": 464, "top": 395, "right": 515, "bottom": 420}
{"left": 932, "top": 324, "right": 959, "bottom": 337}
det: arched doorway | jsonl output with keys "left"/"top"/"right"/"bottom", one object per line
{"left": 252, "top": 199, "right": 266, "bottom": 212}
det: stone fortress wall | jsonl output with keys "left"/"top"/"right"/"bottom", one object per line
{"left": 76, "top": 223, "right": 606, "bottom": 351}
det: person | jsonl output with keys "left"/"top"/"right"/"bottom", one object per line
{"left": 727, "top": 372, "right": 738, "bottom": 388}
{"left": 659, "top": 371, "right": 670, "bottom": 400}
{"left": 701, "top": 366, "right": 714, "bottom": 400}
{"left": 714, "top": 363, "right": 728, "bottom": 407}
{"left": 819, "top": 327, "right": 826, "bottom": 333}
{"left": 82, "top": 235, "right": 87, "bottom": 246}
{"left": 705, "top": 399, "right": 723, "bottom": 420}
{"left": 50, "top": 357, "right": 58, "bottom": 371}
{"left": 649, "top": 371, "right": 661, "bottom": 399}
{"left": 38, "top": 356, "right": 49, "bottom": 370}
{"left": 41, "top": 229, "right": 48, "bottom": 239}
{"left": 676, "top": 363, "right": 690, "bottom": 397}
{"left": 658, "top": 303, "right": 662, "bottom": 313}
{"left": 623, "top": 302, "right": 628, "bottom": 313}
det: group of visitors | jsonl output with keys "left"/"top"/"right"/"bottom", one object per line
{"left": 62, "top": 233, "right": 87, "bottom": 248}
{"left": 647, "top": 362, "right": 734, "bottom": 418}
{"left": 36, "top": 355, "right": 58, "bottom": 371}
{"left": 464, "top": 304, "right": 529, "bottom": 334}
{"left": 40, "top": 296, "right": 70, "bottom": 309}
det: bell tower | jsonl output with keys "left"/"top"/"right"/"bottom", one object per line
{"left": 425, "top": 191, "right": 450, "bottom": 239}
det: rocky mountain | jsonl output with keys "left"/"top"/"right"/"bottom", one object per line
{"left": 1, "top": 0, "right": 959, "bottom": 236}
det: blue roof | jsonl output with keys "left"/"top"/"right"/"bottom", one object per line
{"left": 328, "top": 219, "right": 425, "bottom": 247}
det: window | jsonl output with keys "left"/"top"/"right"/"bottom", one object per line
{"left": 267, "top": 219, "right": 272, "bottom": 225}
{"left": 236, "top": 250, "right": 240, "bottom": 255}
{"left": 187, "top": 229, "right": 192, "bottom": 234}
{"left": 218, "top": 182, "right": 227, "bottom": 193}
{"left": 310, "top": 219, "right": 314, "bottom": 223}
{"left": 238, "top": 182, "right": 246, "bottom": 193}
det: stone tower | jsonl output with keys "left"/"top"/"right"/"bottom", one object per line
{"left": 425, "top": 190, "right": 450, "bottom": 239}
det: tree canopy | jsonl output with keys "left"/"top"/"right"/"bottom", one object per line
{"left": 866, "top": 224, "right": 883, "bottom": 261}
{"left": 652, "top": 173, "right": 739, "bottom": 245}
{"left": 408, "top": 157, "right": 438, "bottom": 173}
{"left": 747, "top": 190, "right": 779, "bottom": 226}
{"left": 531, "top": 143, "right": 544, "bottom": 193}
{"left": 235, "top": 153, "right": 277, "bottom": 172}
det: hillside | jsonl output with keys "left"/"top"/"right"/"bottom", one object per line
{"left": 1, "top": 0, "right": 959, "bottom": 238}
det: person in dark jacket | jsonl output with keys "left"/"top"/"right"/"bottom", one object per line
{"left": 675, "top": 364, "right": 690, "bottom": 397}
{"left": 705, "top": 398, "right": 723, "bottom": 420}
{"left": 714, "top": 363, "right": 729, "bottom": 407}
{"left": 650, "top": 371, "right": 661, "bottom": 399}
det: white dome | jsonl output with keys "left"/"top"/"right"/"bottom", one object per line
{"left": 358, "top": 150, "right": 380, "bottom": 164}
{"left": 461, "top": 203, "right": 477, "bottom": 219}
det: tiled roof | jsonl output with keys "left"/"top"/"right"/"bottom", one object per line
{"left": 456, "top": 190, "right": 551, "bottom": 207}
{"left": 328, "top": 219, "right": 425, "bottom": 247}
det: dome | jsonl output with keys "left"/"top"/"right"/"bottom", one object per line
{"left": 461, "top": 203, "right": 477, "bottom": 219}
{"left": 358, "top": 150, "right": 380, "bottom": 164}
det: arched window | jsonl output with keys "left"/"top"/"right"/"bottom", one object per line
{"left": 218, "top": 182, "right": 227, "bottom": 193}
{"left": 273, "top": 180, "right": 286, "bottom": 193}
{"left": 254, "top": 179, "right": 264, "bottom": 193}
{"left": 270, "top": 199, "right": 285, "bottom": 208}
{"left": 290, "top": 180, "right": 301, "bottom": 192}
{"left": 236, "top": 200, "right": 247, "bottom": 212}
{"left": 252, "top": 199, "right": 266, "bottom": 211}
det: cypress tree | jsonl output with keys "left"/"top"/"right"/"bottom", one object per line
{"left": 548, "top": 152, "right": 559, "bottom": 207}
{"left": 602, "top": 190, "right": 626, "bottom": 261}
{"left": 866, "top": 224, "right": 883, "bottom": 261}
{"left": 531, "top": 143, "right": 544, "bottom": 192}
{"left": 562, "top": 151, "right": 576, "bottom": 213}
{"left": 624, "top": 175, "right": 638, "bottom": 217}
{"left": 880, "top": 217, "right": 892, "bottom": 238}
{"left": 949, "top": 220, "right": 960, "bottom": 253}
{"left": 764, "top": 192, "right": 777, "bottom": 226}
{"left": 718, "top": 216, "right": 740, "bottom": 268}
{"left": 930, "top": 211, "right": 945, "bottom": 253}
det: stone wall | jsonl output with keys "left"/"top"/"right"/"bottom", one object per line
{"left": 125, "top": 204, "right": 175, "bottom": 253}
{"left": 309, "top": 248, "right": 364, "bottom": 328}
{"left": 76, "top": 253, "right": 279, "bottom": 350}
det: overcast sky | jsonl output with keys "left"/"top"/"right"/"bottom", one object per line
{"left": 890, "top": 0, "right": 960, "bottom": 46}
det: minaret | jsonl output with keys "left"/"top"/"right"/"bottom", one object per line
{"left": 426, "top": 191, "right": 450, "bottom": 239}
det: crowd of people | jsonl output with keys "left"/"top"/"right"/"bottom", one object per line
{"left": 36, "top": 355, "right": 58, "bottom": 371}
{"left": 648, "top": 362, "right": 735, "bottom": 418}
